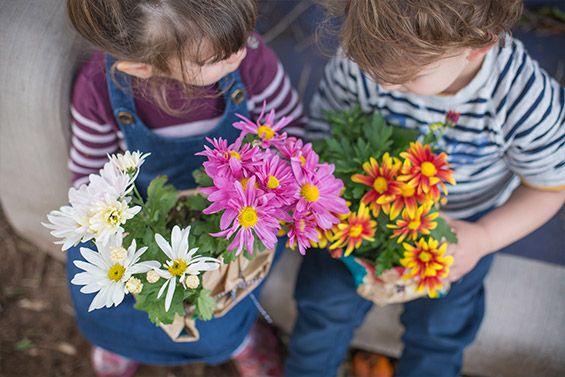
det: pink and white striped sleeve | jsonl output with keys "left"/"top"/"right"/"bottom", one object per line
{"left": 68, "top": 70, "right": 120, "bottom": 187}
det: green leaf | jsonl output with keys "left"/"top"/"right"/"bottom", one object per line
{"left": 184, "top": 194, "right": 210, "bottom": 212}
{"left": 145, "top": 176, "right": 178, "bottom": 228}
{"left": 194, "top": 289, "right": 216, "bottom": 321}
{"left": 193, "top": 169, "right": 213, "bottom": 187}
{"left": 390, "top": 126, "right": 419, "bottom": 153}
{"left": 430, "top": 216, "right": 458, "bottom": 244}
{"left": 134, "top": 279, "right": 185, "bottom": 325}
{"left": 221, "top": 249, "right": 237, "bottom": 264}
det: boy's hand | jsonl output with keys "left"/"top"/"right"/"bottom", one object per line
{"left": 442, "top": 215, "right": 493, "bottom": 282}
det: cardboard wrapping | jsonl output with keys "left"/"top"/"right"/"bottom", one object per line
{"left": 159, "top": 248, "right": 275, "bottom": 342}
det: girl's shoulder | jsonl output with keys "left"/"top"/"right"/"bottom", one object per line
{"left": 71, "top": 51, "right": 115, "bottom": 127}
{"left": 238, "top": 32, "right": 284, "bottom": 97}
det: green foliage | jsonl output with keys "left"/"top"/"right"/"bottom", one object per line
{"left": 317, "top": 106, "right": 418, "bottom": 207}
{"left": 193, "top": 168, "right": 213, "bottom": 187}
{"left": 124, "top": 174, "right": 237, "bottom": 324}
{"left": 430, "top": 216, "right": 458, "bottom": 244}
{"left": 193, "top": 289, "right": 216, "bottom": 321}
{"left": 134, "top": 279, "right": 185, "bottom": 325}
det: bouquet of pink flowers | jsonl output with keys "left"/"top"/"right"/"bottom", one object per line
{"left": 44, "top": 103, "right": 348, "bottom": 339}
{"left": 198, "top": 105, "right": 349, "bottom": 257}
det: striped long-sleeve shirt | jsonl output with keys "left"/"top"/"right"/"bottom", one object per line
{"left": 69, "top": 33, "right": 305, "bottom": 187}
{"left": 309, "top": 38, "right": 565, "bottom": 219}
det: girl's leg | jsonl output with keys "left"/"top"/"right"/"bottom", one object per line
{"left": 285, "top": 250, "right": 373, "bottom": 377}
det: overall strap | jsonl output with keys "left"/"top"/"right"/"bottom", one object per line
{"left": 104, "top": 54, "right": 138, "bottom": 127}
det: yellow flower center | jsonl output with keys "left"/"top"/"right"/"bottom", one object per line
{"left": 349, "top": 224, "right": 363, "bottom": 238}
{"left": 372, "top": 177, "right": 388, "bottom": 194}
{"left": 257, "top": 125, "right": 275, "bottom": 140}
{"left": 419, "top": 251, "right": 432, "bottom": 263}
{"left": 421, "top": 162, "right": 437, "bottom": 177}
{"left": 300, "top": 183, "right": 320, "bottom": 202}
{"left": 107, "top": 264, "right": 125, "bottom": 282}
{"left": 267, "top": 175, "right": 280, "bottom": 189}
{"left": 408, "top": 220, "right": 421, "bottom": 230}
{"left": 239, "top": 206, "right": 258, "bottom": 228}
{"left": 240, "top": 177, "right": 250, "bottom": 189}
{"left": 299, "top": 155, "right": 307, "bottom": 166}
{"left": 104, "top": 207, "right": 124, "bottom": 226}
{"left": 168, "top": 259, "right": 188, "bottom": 277}
{"left": 240, "top": 177, "right": 259, "bottom": 190}
{"left": 225, "top": 151, "right": 241, "bottom": 160}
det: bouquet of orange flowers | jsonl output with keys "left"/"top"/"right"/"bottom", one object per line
{"left": 313, "top": 107, "right": 459, "bottom": 304}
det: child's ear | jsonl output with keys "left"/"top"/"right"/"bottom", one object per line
{"left": 115, "top": 61, "right": 154, "bottom": 79}
{"left": 467, "top": 43, "right": 497, "bottom": 62}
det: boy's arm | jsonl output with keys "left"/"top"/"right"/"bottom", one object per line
{"left": 307, "top": 53, "right": 360, "bottom": 140}
{"left": 448, "top": 58, "right": 565, "bottom": 281}
{"left": 446, "top": 185, "right": 564, "bottom": 282}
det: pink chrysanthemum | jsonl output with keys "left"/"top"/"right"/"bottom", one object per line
{"left": 295, "top": 163, "right": 349, "bottom": 230}
{"left": 233, "top": 101, "right": 292, "bottom": 149}
{"left": 196, "top": 137, "right": 260, "bottom": 179}
{"left": 201, "top": 174, "right": 239, "bottom": 215}
{"left": 253, "top": 152, "right": 298, "bottom": 207}
{"left": 207, "top": 177, "right": 282, "bottom": 255}
{"left": 278, "top": 137, "right": 319, "bottom": 178}
{"left": 286, "top": 211, "right": 319, "bottom": 255}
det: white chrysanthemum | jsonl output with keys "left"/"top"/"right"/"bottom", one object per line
{"left": 154, "top": 226, "right": 221, "bottom": 312}
{"left": 71, "top": 235, "right": 160, "bottom": 312}
{"left": 109, "top": 151, "right": 150, "bottom": 180}
{"left": 43, "top": 158, "right": 142, "bottom": 251}
{"left": 88, "top": 161, "right": 134, "bottom": 200}
{"left": 43, "top": 185, "right": 95, "bottom": 250}
{"left": 88, "top": 194, "right": 141, "bottom": 245}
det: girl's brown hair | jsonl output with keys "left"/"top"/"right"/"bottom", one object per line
{"left": 324, "top": 0, "right": 523, "bottom": 84}
{"left": 67, "top": 0, "right": 257, "bottom": 113}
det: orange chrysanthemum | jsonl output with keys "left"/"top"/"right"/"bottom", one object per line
{"left": 400, "top": 237, "right": 453, "bottom": 298}
{"left": 330, "top": 202, "right": 377, "bottom": 256}
{"left": 311, "top": 227, "right": 335, "bottom": 249}
{"left": 352, "top": 153, "right": 402, "bottom": 216}
{"left": 398, "top": 142, "right": 455, "bottom": 202}
{"left": 387, "top": 202, "right": 438, "bottom": 243}
{"left": 387, "top": 182, "right": 430, "bottom": 220}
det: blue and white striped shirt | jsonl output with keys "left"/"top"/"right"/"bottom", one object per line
{"left": 308, "top": 39, "right": 565, "bottom": 219}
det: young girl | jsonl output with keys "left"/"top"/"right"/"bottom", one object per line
{"left": 65, "top": 1, "right": 305, "bottom": 376}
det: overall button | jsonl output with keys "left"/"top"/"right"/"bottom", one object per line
{"left": 117, "top": 111, "right": 134, "bottom": 125}
{"left": 231, "top": 89, "right": 245, "bottom": 105}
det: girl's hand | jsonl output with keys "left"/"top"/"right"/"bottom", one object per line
{"left": 442, "top": 215, "right": 493, "bottom": 282}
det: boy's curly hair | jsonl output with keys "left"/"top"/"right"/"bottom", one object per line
{"left": 325, "top": 0, "right": 523, "bottom": 84}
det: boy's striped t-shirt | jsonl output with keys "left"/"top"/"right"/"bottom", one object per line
{"left": 69, "top": 33, "right": 305, "bottom": 187}
{"left": 309, "top": 38, "right": 565, "bottom": 219}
